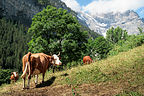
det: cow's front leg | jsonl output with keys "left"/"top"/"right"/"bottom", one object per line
{"left": 35, "top": 75, "right": 38, "bottom": 86}
{"left": 42, "top": 73, "right": 45, "bottom": 83}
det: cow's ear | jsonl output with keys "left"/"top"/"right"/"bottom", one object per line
{"left": 16, "top": 72, "right": 18, "bottom": 74}
{"left": 11, "top": 72, "right": 13, "bottom": 75}
{"left": 59, "top": 56, "right": 61, "bottom": 60}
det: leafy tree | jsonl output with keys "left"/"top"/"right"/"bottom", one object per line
{"left": 86, "top": 37, "right": 112, "bottom": 59}
{"left": 28, "top": 6, "right": 88, "bottom": 64}
{"left": 106, "top": 27, "right": 128, "bottom": 44}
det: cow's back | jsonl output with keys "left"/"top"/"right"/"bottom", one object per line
{"left": 30, "top": 53, "right": 50, "bottom": 74}
{"left": 83, "top": 56, "right": 93, "bottom": 64}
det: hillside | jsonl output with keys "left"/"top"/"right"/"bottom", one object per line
{"left": 0, "top": 44, "right": 144, "bottom": 96}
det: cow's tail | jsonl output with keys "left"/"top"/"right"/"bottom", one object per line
{"left": 21, "top": 52, "right": 31, "bottom": 78}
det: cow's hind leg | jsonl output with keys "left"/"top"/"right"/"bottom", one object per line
{"left": 35, "top": 75, "right": 38, "bottom": 86}
{"left": 22, "top": 77, "right": 26, "bottom": 89}
{"left": 27, "top": 74, "right": 31, "bottom": 89}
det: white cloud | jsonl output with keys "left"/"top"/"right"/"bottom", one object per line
{"left": 61, "top": 0, "right": 81, "bottom": 12}
{"left": 82, "top": 0, "right": 144, "bottom": 16}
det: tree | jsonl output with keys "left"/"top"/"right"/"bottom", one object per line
{"left": 86, "top": 37, "right": 112, "bottom": 59}
{"left": 106, "top": 27, "right": 128, "bottom": 44}
{"left": 0, "top": 18, "right": 29, "bottom": 71}
{"left": 28, "top": 6, "right": 88, "bottom": 64}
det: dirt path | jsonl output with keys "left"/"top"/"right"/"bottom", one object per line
{"left": 2, "top": 80, "right": 123, "bottom": 96}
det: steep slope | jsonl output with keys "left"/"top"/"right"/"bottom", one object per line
{"left": 78, "top": 10, "right": 144, "bottom": 37}
{"left": 0, "top": 0, "right": 71, "bottom": 25}
{"left": 1, "top": 44, "right": 144, "bottom": 96}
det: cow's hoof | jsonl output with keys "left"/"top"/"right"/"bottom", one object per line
{"left": 35, "top": 84, "right": 38, "bottom": 87}
{"left": 22, "top": 87, "right": 28, "bottom": 90}
{"left": 23, "top": 87, "right": 29, "bottom": 90}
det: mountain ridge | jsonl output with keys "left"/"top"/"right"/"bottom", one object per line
{"left": 0, "top": 0, "right": 72, "bottom": 26}
{"left": 0, "top": 0, "right": 143, "bottom": 37}
{"left": 77, "top": 10, "right": 144, "bottom": 36}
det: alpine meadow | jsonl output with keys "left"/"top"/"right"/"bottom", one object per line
{"left": 0, "top": 0, "right": 144, "bottom": 96}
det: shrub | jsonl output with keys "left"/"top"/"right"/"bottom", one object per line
{"left": 86, "top": 37, "right": 113, "bottom": 59}
{"left": 0, "top": 69, "right": 12, "bottom": 86}
{"left": 108, "top": 34, "right": 144, "bottom": 56}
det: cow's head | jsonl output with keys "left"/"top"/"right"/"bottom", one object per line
{"left": 51, "top": 52, "right": 62, "bottom": 65}
{"left": 10, "top": 72, "right": 19, "bottom": 81}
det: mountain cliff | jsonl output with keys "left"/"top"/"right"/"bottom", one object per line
{"left": 77, "top": 10, "right": 144, "bottom": 36}
{"left": 0, "top": 0, "right": 100, "bottom": 38}
{"left": 0, "top": 0, "right": 73, "bottom": 26}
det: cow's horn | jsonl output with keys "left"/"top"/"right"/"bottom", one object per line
{"left": 50, "top": 52, "right": 52, "bottom": 56}
{"left": 58, "top": 52, "right": 60, "bottom": 56}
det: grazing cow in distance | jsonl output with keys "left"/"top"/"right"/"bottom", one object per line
{"left": 83, "top": 56, "right": 93, "bottom": 64}
{"left": 10, "top": 72, "right": 19, "bottom": 82}
{"left": 21, "top": 52, "right": 62, "bottom": 89}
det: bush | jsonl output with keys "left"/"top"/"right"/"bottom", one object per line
{"left": 0, "top": 69, "right": 12, "bottom": 86}
{"left": 108, "top": 34, "right": 144, "bottom": 56}
{"left": 86, "top": 37, "right": 113, "bottom": 59}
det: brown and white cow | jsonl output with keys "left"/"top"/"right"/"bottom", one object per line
{"left": 21, "top": 52, "right": 62, "bottom": 89}
{"left": 83, "top": 56, "right": 93, "bottom": 64}
{"left": 10, "top": 72, "right": 19, "bottom": 82}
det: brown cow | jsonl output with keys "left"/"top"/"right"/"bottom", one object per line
{"left": 83, "top": 56, "right": 93, "bottom": 64}
{"left": 10, "top": 72, "right": 19, "bottom": 82}
{"left": 21, "top": 52, "right": 62, "bottom": 89}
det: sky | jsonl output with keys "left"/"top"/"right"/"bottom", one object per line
{"left": 61, "top": 0, "right": 144, "bottom": 18}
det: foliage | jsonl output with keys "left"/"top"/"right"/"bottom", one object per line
{"left": 28, "top": 5, "right": 88, "bottom": 64}
{"left": 106, "top": 27, "right": 128, "bottom": 44}
{"left": 86, "top": 37, "right": 112, "bottom": 59}
{"left": 108, "top": 34, "right": 144, "bottom": 56}
{"left": 0, "top": 18, "right": 29, "bottom": 71}
{"left": 0, "top": 69, "right": 12, "bottom": 86}
{"left": 138, "top": 27, "right": 143, "bottom": 34}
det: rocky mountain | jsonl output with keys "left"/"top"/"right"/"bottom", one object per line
{"left": 142, "top": 18, "right": 144, "bottom": 22}
{"left": 77, "top": 10, "right": 144, "bottom": 37}
{"left": 0, "top": 0, "right": 100, "bottom": 38}
{"left": 1, "top": 0, "right": 143, "bottom": 38}
{"left": 0, "top": 0, "right": 74, "bottom": 26}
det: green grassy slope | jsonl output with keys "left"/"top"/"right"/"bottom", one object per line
{"left": 0, "top": 44, "right": 144, "bottom": 95}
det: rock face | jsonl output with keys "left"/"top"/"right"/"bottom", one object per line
{"left": 0, "top": 0, "right": 41, "bottom": 25}
{"left": 78, "top": 10, "right": 144, "bottom": 36}
{"left": 0, "top": 0, "right": 71, "bottom": 26}
{"left": 0, "top": 0, "right": 101, "bottom": 37}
